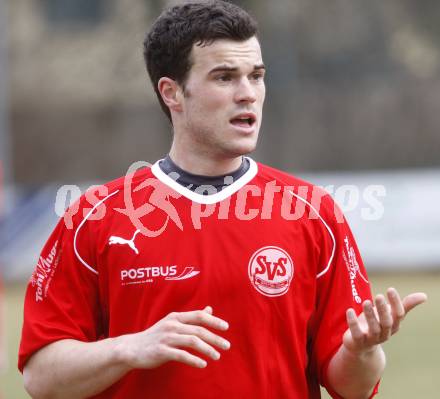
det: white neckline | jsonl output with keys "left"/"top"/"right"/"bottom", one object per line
{"left": 151, "top": 157, "right": 258, "bottom": 204}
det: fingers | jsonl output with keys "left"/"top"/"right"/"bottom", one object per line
{"left": 155, "top": 307, "right": 230, "bottom": 369}
{"left": 387, "top": 288, "right": 405, "bottom": 318}
{"left": 161, "top": 346, "right": 208, "bottom": 369}
{"left": 177, "top": 324, "right": 231, "bottom": 351}
{"left": 375, "top": 295, "right": 392, "bottom": 340}
{"left": 346, "top": 308, "right": 365, "bottom": 345}
{"left": 171, "top": 308, "right": 229, "bottom": 331}
{"left": 344, "top": 288, "right": 427, "bottom": 355}
{"left": 203, "top": 306, "right": 213, "bottom": 315}
{"left": 362, "top": 300, "right": 380, "bottom": 337}
{"left": 387, "top": 288, "right": 427, "bottom": 314}
{"left": 170, "top": 307, "right": 231, "bottom": 350}
{"left": 387, "top": 288, "right": 405, "bottom": 334}
{"left": 165, "top": 333, "right": 221, "bottom": 361}
{"left": 387, "top": 288, "right": 427, "bottom": 334}
{"left": 123, "top": 307, "right": 230, "bottom": 370}
{"left": 346, "top": 296, "right": 397, "bottom": 351}
{"left": 363, "top": 297, "right": 394, "bottom": 344}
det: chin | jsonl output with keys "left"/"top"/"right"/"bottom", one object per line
{"left": 226, "top": 140, "right": 258, "bottom": 157}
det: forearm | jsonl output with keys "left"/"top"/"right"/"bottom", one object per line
{"left": 326, "top": 344, "right": 385, "bottom": 399}
{"left": 22, "top": 308, "right": 230, "bottom": 399}
{"left": 23, "top": 337, "right": 131, "bottom": 399}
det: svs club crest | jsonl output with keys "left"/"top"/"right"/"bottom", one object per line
{"left": 248, "top": 246, "right": 294, "bottom": 297}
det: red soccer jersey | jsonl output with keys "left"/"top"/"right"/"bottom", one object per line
{"left": 19, "top": 158, "right": 378, "bottom": 398}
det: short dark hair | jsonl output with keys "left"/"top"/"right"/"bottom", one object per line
{"left": 143, "top": 0, "right": 258, "bottom": 121}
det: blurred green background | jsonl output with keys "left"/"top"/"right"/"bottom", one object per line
{"left": 1, "top": 273, "right": 439, "bottom": 398}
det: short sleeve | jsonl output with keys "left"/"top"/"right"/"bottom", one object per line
{"left": 308, "top": 195, "right": 379, "bottom": 398}
{"left": 18, "top": 197, "right": 103, "bottom": 372}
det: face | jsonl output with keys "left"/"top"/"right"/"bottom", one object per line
{"left": 175, "top": 36, "right": 266, "bottom": 159}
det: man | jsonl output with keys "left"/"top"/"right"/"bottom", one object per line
{"left": 19, "top": 1, "right": 426, "bottom": 398}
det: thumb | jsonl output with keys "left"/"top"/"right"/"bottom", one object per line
{"left": 402, "top": 292, "right": 428, "bottom": 313}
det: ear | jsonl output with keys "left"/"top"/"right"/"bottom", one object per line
{"left": 158, "top": 77, "right": 183, "bottom": 113}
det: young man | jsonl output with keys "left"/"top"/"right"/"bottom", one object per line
{"left": 19, "top": 1, "right": 426, "bottom": 398}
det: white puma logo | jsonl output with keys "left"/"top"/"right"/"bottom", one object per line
{"left": 108, "top": 229, "right": 141, "bottom": 255}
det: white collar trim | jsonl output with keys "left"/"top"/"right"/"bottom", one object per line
{"left": 151, "top": 157, "right": 258, "bottom": 205}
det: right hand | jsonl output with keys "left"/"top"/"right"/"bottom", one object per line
{"left": 114, "top": 306, "right": 230, "bottom": 370}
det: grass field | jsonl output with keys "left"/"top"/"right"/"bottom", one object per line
{"left": 1, "top": 273, "right": 439, "bottom": 398}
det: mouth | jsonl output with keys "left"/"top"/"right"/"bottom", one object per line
{"left": 230, "top": 113, "right": 257, "bottom": 130}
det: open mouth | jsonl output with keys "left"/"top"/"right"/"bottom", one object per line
{"left": 230, "top": 114, "right": 256, "bottom": 128}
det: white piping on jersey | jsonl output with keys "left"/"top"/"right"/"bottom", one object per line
{"left": 73, "top": 190, "right": 120, "bottom": 275}
{"left": 288, "top": 190, "right": 336, "bottom": 279}
{"left": 151, "top": 157, "right": 258, "bottom": 205}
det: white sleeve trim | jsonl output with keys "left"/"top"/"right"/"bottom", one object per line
{"left": 73, "top": 190, "right": 119, "bottom": 275}
{"left": 288, "top": 190, "right": 336, "bottom": 279}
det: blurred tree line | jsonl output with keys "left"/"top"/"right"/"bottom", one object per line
{"left": 8, "top": 0, "right": 440, "bottom": 183}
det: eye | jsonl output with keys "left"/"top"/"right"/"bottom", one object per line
{"left": 251, "top": 72, "right": 265, "bottom": 82}
{"left": 216, "top": 74, "right": 232, "bottom": 82}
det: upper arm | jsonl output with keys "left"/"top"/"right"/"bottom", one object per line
{"left": 18, "top": 196, "right": 103, "bottom": 373}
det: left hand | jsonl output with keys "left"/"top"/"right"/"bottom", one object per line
{"left": 342, "top": 287, "right": 427, "bottom": 354}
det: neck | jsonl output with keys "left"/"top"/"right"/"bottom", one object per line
{"left": 168, "top": 143, "right": 243, "bottom": 176}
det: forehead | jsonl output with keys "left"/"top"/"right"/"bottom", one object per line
{"left": 190, "top": 37, "right": 263, "bottom": 71}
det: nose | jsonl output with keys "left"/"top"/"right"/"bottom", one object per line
{"left": 234, "top": 78, "right": 257, "bottom": 104}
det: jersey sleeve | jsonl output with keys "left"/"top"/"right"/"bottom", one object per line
{"left": 309, "top": 194, "right": 379, "bottom": 398}
{"left": 18, "top": 196, "right": 104, "bottom": 372}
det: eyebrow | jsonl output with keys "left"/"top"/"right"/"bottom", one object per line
{"left": 208, "top": 63, "right": 266, "bottom": 74}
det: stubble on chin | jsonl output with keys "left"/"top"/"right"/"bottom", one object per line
{"left": 220, "top": 134, "right": 259, "bottom": 158}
